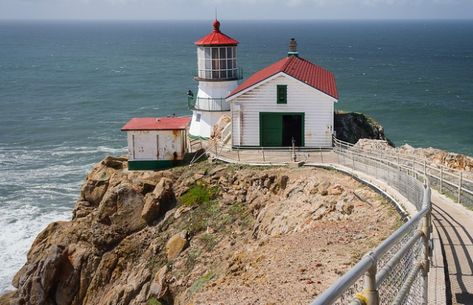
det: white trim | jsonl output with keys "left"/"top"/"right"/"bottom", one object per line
{"left": 226, "top": 72, "right": 338, "bottom": 102}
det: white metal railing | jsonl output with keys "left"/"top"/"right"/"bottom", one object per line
{"left": 308, "top": 138, "right": 432, "bottom": 305}
{"left": 350, "top": 140, "right": 473, "bottom": 208}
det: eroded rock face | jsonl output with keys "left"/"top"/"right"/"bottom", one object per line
{"left": 334, "top": 111, "right": 393, "bottom": 146}
{"left": 1, "top": 158, "right": 400, "bottom": 305}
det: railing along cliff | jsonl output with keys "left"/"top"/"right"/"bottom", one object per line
{"left": 309, "top": 138, "right": 432, "bottom": 305}
{"left": 351, "top": 141, "right": 473, "bottom": 209}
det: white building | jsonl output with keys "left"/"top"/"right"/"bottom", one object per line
{"left": 226, "top": 39, "right": 339, "bottom": 148}
{"left": 121, "top": 117, "right": 191, "bottom": 170}
{"left": 188, "top": 19, "right": 241, "bottom": 139}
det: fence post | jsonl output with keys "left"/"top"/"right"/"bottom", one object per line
{"left": 365, "top": 262, "right": 380, "bottom": 305}
{"left": 237, "top": 146, "right": 240, "bottom": 162}
{"left": 292, "top": 139, "right": 297, "bottom": 162}
{"left": 458, "top": 171, "right": 463, "bottom": 204}
{"left": 320, "top": 147, "right": 324, "bottom": 163}
{"left": 422, "top": 185, "right": 432, "bottom": 305}
{"left": 262, "top": 147, "right": 265, "bottom": 162}
{"left": 439, "top": 167, "right": 443, "bottom": 194}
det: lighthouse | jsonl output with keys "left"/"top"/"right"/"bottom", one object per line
{"left": 188, "top": 19, "right": 241, "bottom": 138}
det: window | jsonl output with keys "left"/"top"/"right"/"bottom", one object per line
{"left": 196, "top": 113, "right": 201, "bottom": 122}
{"left": 197, "top": 46, "right": 238, "bottom": 80}
{"left": 277, "top": 85, "right": 287, "bottom": 104}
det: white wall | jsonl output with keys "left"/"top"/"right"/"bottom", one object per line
{"left": 127, "top": 130, "right": 187, "bottom": 161}
{"left": 189, "top": 80, "right": 237, "bottom": 139}
{"left": 230, "top": 74, "right": 336, "bottom": 147}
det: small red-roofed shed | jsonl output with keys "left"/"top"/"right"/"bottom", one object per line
{"left": 121, "top": 116, "right": 191, "bottom": 170}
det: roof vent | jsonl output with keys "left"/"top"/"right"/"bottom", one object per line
{"left": 288, "top": 38, "right": 299, "bottom": 57}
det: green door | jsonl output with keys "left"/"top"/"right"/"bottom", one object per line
{"left": 260, "top": 112, "right": 305, "bottom": 147}
{"left": 260, "top": 113, "right": 283, "bottom": 147}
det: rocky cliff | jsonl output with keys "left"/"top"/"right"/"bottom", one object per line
{"left": 354, "top": 139, "right": 473, "bottom": 174}
{"left": 334, "top": 111, "right": 393, "bottom": 146}
{"left": 1, "top": 157, "right": 400, "bottom": 305}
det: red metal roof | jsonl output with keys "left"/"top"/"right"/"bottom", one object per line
{"left": 121, "top": 116, "right": 191, "bottom": 131}
{"left": 195, "top": 19, "right": 239, "bottom": 46}
{"left": 227, "top": 55, "right": 339, "bottom": 100}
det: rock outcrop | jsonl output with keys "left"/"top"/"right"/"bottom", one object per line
{"left": 354, "top": 139, "right": 473, "bottom": 174}
{"left": 334, "top": 111, "right": 393, "bottom": 146}
{"left": 1, "top": 157, "right": 400, "bottom": 305}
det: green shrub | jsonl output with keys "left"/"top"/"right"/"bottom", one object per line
{"left": 147, "top": 297, "right": 162, "bottom": 305}
{"left": 180, "top": 183, "right": 218, "bottom": 206}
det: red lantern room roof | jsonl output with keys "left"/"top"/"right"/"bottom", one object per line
{"left": 195, "top": 19, "right": 239, "bottom": 46}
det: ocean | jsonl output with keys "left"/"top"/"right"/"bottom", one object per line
{"left": 0, "top": 20, "right": 472, "bottom": 292}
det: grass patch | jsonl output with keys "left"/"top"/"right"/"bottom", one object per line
{"left": 147, "top": 297, "right": 162, "bottom": 305}
{"left": 189, "top": 272, "right": 216, "bottom": 296}
{"left": 180, "top": 183, "right": 218, "bottom": 207}
{"left": 201, "top": 233, "right": 219, "bottom": 250}
{"left": 185, "top": 248, "right": 201, "bottom": 271}
{"left": 228, "top": 202, "right": 254, "bottom": 229}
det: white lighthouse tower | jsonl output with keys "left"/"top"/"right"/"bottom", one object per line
{"left": 188, "top": 19, "right": 241, "bottom": 138}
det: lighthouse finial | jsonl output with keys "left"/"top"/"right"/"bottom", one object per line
{"left": 212, "top": 18, "right": 221, "bottom": 33}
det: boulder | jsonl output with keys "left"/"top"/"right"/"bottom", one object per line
{"left": 141, "top": 178, "right": 175, "bottom": 225}
{"left": 101, "top": 156, "right": 126, "bottom": 170}
{"left": 148, "top": 266, "right": 169, "bottom": 300}
{"left": 165, "top": 231, "right": 189, "bottom": 261}
{"left": 334, "top": 111, "right": 393, "bottom": 146}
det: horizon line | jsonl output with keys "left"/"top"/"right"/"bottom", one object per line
{"left": 1, "top": 17, "right": 472, "bottom": 22}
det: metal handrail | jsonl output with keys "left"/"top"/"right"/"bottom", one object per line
{"left": 187, "top": 96, "right": 230, "bottom": 112}
{"left": 309, "top": 137, "right": 432, "bottom": 305}
{"left": 342, "top": 138, "right": 473, "bottom": 206}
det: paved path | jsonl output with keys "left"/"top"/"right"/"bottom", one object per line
{"left": 431, "top": 190, "right": 473, "bottom": 305}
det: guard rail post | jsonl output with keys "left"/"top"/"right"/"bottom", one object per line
{"left": 421, "top": 185, "right": 432, "bottom": 305}
{"left": 458, "top": 171, "right": 463, "bottom": 204}
{"left": 440, "top": 167, "right": 443, "bottom": 193}
{"left": 364, "top": 259, "right": 379, "bottom": 305}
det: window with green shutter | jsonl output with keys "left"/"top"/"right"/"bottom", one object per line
{"left": 277, "top": 85, "right": 287, "bottom": 104}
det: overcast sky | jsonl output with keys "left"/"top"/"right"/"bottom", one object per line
{"left": 1, "top": 0, "right": 473, "bottom": 20}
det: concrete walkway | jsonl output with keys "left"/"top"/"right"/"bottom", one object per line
{"left": 431, "top": 190, "right": 473, "bottom": 305}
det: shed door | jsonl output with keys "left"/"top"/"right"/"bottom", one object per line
{"left": 260, "top": 113, "right": 283, "bottom": 147}
{"left": 133, "top": 133, "right": 157, "bottom": 160}
{"left": 260, "top": 113, "right": 304, "bottom": 147}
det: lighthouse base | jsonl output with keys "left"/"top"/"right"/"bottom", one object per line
{"left": 189, "top": 110, "right": 229, "bottom": 139}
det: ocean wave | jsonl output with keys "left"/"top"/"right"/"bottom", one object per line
{"left": 0, "top": 204, "right": 70, "bottom": 293}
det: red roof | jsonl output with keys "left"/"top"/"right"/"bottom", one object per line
{"left": 121, "top": 117, "right": 191, "bottom": 131}
{"left": 195, "top": 19, "right": 239, "bottom": 46}
{"left": 227, "top": 55, "right": 339, "bottom": 100}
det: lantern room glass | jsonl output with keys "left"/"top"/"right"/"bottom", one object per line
{"left": 197, "top": 46, "right": 238, "bottom": 80}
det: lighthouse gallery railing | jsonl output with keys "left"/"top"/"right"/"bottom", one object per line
{"left": 309, "top": 138, "right": 432, "bottom": 305}
{"left": 187, "top": 96, "right": 230, "bottom": 112}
